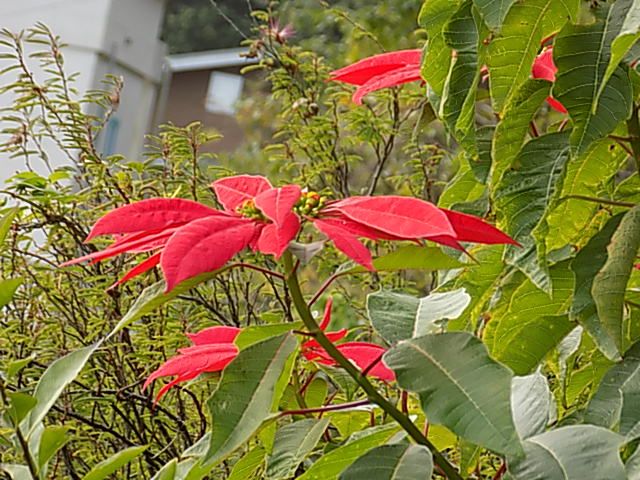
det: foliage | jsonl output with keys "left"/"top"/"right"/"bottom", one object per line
{"left": 1, "top": 0, "right": 640, "bottom": 479}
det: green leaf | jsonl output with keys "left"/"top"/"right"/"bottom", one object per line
{"left": 303, "top": 378, "right": 328, "bottom": 408}
{"left": 338, "top": 444, "right": 433, "bottom": 480}
{"left": 110, "top": 271, "right": 219, "bottom": 337}
{"left": 0, "top": 207, "right": 19, "bottom": 245}
{"left": 443, "top": 244, "right": 506, "bottom": 332}
{"left": 0, "top": 278, "right": 23, "bottom": 310}
{"left": 228, "top": 446, "right": 266, "bottom": 480}
{"left": 384, "top": 332, "right": 522, "bottom": 456}
{"left": 418, "top": 0, "right": 457, "bottom": 96}
{"left": 38, "top": 426, "right": 69, "bottom": 471}
{"left": 297, "top": 424, "right": 400, "bottom": 480}
{"left": 0, "top": 464, "right": 31, "bottom": 480}
{"left": 490, "top": 79, "right": 550, "bottom": 188}
{"left": 441, "top": 1, "right": 480, "bottom": 144}
{"left": 627, "top": 444, "right": 640, "bottom": 480}
{"left": 598, "top": 0, "right": 640, "bottom": 108}
{"left": 488, "top": 0, "right": 578, "bottom": 111}
{"left": 593, "top": 205, "right": 640, "bottom": 352}
{"left": 584, "top": 340, "right": 640, "bottom": 439}
{"left": 5, "top": 393, "right": 37, "bottom": 425}
{"left": 507, "top": 425, "right": 626, "bottom": 480}
{"left": 235, "top": 323, "right": 302, "bottom": 350}
{"left": 345, "top": 246, "right": 464, "bottom": 275}
{"left": 438, "top": 155, "right": 487, "bottom": 210}
{"left": 553, "top": 9, "right": 634, "bottom": 156}
{"left": 22, "top": 343, "right": 101, "bottom": 436}
{"left": 511, "top": 373, "right": 553, "bottom": 440}
{"left": 203, "top": 333, "right": 298, "bottom": 467}
{"left": 571, "top": 213, "right": 624, "bottom": 360}
{"left": 494, "top": 132, "right": 571, "bottom": 293}
{"left": 367, "top": 288, "right": 470, "bottom": 344}
{"left": 82, "top": 445, "right": 148, "bottom": 480}
{"left": 545, "top": 140, "right": 627, "bottom": 252}
{"left": 266, "top": 418, "right": 329, "bottom": 480}
{"left": 473, "top": 0, "right": 518, "bottom": 31}
{"left": 484, "top": 263, "right": 575, "bottom": 374}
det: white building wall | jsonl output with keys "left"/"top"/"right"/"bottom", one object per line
{"left": 0, "top": 0, "right": 167, "bottom": 181}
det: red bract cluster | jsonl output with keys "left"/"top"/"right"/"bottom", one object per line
{"left": 145, "top": 299, "right": 393, "bottom": 402}
{"left": 331, "top": 47, "right": 567, "bottom": 113}
{"left": 64, "top": 174, "right": 515, "bottom": 292}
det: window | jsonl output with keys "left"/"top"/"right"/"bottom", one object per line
{"left": 205, "top": 71, "right": 244, "bottom": 115}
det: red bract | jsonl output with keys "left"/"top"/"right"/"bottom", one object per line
{"left": 531, "top": 47, "right": 567, "bottom": 114}
{"left": 143, "top": 326, "right": 241, "bottom": 403}
{"left": 330, "top": 50, "right": 422, "bottom": 104}
{"left": 145, "top": 300, "right": 393, "bottom": 402}
{"left": 302, "top": 299, "right": 395, "bottom": 382}
{"left": 64, "top": 175, "right": 302, "bottom": 292}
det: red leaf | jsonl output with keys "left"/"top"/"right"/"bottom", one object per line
{"left": 307, "top": 341, "right": 394, "bottom": 382}
{"left": 144, "top": 344, "right": 238, "bottom": 401}
{"left": 161, "top": 216, "right": 258, "bottom": 292}
{"left": 187, "top": 326, "right": 241, "bottom": 345}
{"left": 329, "top": 196, "right": 455, "bottom": 240}
{"left": 440, "top": 209, "right": 519, "bottom": 246}
{"left": 107, "top": 252, "right": 161, "bottom": 291}
{"left": 256, "top": 220, "right": 300, "bottom": 258}
{"left": 319, "top": 297, "right": 333, "bottom": 331}
{"left": 330, "top": 49, "right": 421, "bottom": 85}
{"left": 61, "top": 228, "right": 177, "bottom": 267}
{"left": 212, "top": 175, "right": 272, "bottom": 211}
{"left": 86, "top": 198, "right": 221, "bottom": 241}
{"left": 314, "top": 218, "right": 374, "bottom": 270}
{"left": 254, "top": 185, "right": 302, "bottom": 225}
{"left": 302, "top": 329, "right": 348, "bottom": 356}
{"left": 352, "top": 65, "right": 422, "bottom": 104}
{"left": 532, "top": 47, "right": 567, "bottom": 114}
{"left": 314, "top": 215, "right": 403, "bottom": 241}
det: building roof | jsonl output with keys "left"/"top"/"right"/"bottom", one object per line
{"left": 166, "top": 47, "right": 256, "bottom": 72}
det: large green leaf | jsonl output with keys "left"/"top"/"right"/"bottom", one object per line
{"left": 494, "top": 132, "right": 570, "bottom": 293}
{"left": 584, "top": 340, "right": 640, "bottom": 439}
{"left": 203, "top": 333, "right": 297, "bottom": 466}
{"left": 22, "top": 343, "right": 101, "bottom": 436}
{"left": 0, "top": 464, "right": 31, "bottom": 480}
{"left": 507, "top": 425, "right": 626, "bottom": 480}
{"left": 82, "top": 445, "right": 148, "bottom": 480}
{"left": 473, "top": 0, "right": 517, "bottom": 31}
{"left": 441, "top": 1, "right": 480, "bottom": 145}
{"left": 627, "top": 445, "right": 640, "bottom": 480}
{"left": 438, "top": 155, "right": 487, "bottom": 210}
{"left": 490, "top": 79, "right": 550, "bottom": 188}
{"left": 593, "top": 205, "right": 640, "bottom": 352}
{"left": 484, "top": 262, "right": 575, "bottom": 374}
{"left": 384, "top": 332, "right": 522, "bottom": 456}
{"left": 545, "top": 140, "right": 627, "bottom": 252}
{"left": 297, "top": 424, "right": 399, "bottom": 480}
{"left": 345, "top": 245, "right": 464, "bottom": 275}
{"left": 571, "top": 213, "right": 624, "bottom": 360}
{"left": 0, "top": 278, "right": 23, "bottom": 310}
{"left": 553, "top": 8, "right": 634, "bottom": 156}
{"left": 0, "top": 207, "right": 19, "bottom": 246}
{"left": 511, "top": 373, "right": 553, "bottom": 440}
{"left": 235, "top": 323, "right": 302, "bottom": 350}
{"left": 367, "top": 288, "right": 470, "bottom": 344}
{"left": 38, "top": 426, "right": 70, "bottom": 471}
{"left": 418, "top": 0, "right": 457, "bottom": 96}
{"left": 338, "top": 444, "right": 433, "bottom": 480}
{"left": 266, "top": 418, "right": 329, "bottom": 480}
{"left": 599, "top": 0, "right": 640, "bottom": 106}
{"left": 488, "top": 0, "right": 578, "bottom": 111}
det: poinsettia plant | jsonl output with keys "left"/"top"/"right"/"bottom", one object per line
{"left": 3, "top": 1, "right": 640, "bottom": 479}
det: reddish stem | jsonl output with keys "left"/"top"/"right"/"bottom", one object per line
{"left": 280, "top": 399, "right": 372, "bottom": 416}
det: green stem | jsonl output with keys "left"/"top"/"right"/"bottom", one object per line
{"left": 282, "top": 252, "right": 463, "bottom": 480}
{"left": 626, "top": 104, "right": 640, "bottom": 175}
